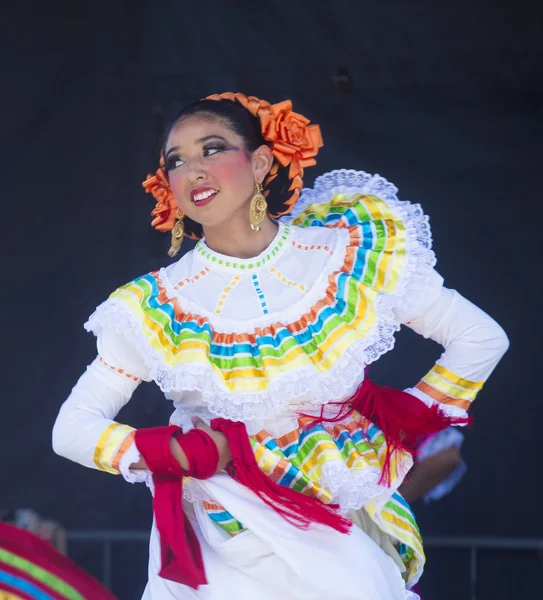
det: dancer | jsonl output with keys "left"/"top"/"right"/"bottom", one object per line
{"left": 53, "top": 93, "right": 508, "bottom": 599}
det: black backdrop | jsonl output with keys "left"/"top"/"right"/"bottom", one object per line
{"left": 2, "top": 2, "right": 542, "bottom": 598}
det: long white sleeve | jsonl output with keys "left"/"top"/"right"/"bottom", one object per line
{"left": 52, "top": 328, "right": 151, "bottom": 482}
{"left": 396, "top": 276, "right": 509, "bottom": 418}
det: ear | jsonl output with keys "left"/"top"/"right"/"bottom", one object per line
{"left": 251, "top": 144, "right": 274, "bottom": 183}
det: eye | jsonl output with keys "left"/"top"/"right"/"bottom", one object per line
{"left": 164, "top": 156, "right": 185, "bottom": 172}
{"left": 203, "top": 143, "right": 227, "bottom": 158}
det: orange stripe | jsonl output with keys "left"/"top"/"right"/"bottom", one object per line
{"left": 111, "top": 430, "right": 136, "bottom": 471}
{"left": 274, "top": 428, "right": 301, "bottom": 448}
{"left": 202, "top": 501, "right": 226, "bottom": 511}
{"left": 154, "top": 269, "right": 347, "bottom": 344}
{"left": 416, "top": 381, "right": 471, "bottom": 410}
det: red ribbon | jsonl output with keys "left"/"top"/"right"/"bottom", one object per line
{"left": 134, "top": 426, "right": 218, "bottom": 588}
{"left": 135, "top": 419, "right": 351, "bottom": 589}
{"left": 211, "top": 418, "right": 351, "bottom": 534}
{"left": 305, "top": 379, "right": 472, "bottom": 484}
{"left": 134, "top": 380, "right": 472, "bottom": 589}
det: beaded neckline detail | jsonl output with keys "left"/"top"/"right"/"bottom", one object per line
{"left": 194, "top": 223, "right": 291, "bottom": 272}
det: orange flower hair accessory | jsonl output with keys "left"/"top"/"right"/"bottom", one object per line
{"left": 142, "top": 93, "right": 323, "bottom": 233}
{"left": 206, "top": 93, "right": 323, "bottom": 215}
{"left": 142, "top": 155, "right": 178, "bottom": 233}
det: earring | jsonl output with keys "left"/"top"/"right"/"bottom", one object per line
{"left": 249, "top": 183, "right": 267, "bottom": 232}
{"left": 168, "top": 209, "right": 185, "bottom": 257}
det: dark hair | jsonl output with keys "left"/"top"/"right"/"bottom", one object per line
{"left": 162, "top": 99, "right": 294, "bottom": 239}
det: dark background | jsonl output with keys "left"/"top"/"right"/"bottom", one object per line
{"left": 2, "top": 1, "right": 542, "bottom": 598}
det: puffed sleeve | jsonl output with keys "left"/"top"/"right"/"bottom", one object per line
{"left": 396, "top": 278, "right": 509, "bottom": 419}
{"left": 52, "top": 327, "right": 152, "bottom": 484}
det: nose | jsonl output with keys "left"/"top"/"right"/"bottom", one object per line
{"left": 186, "top": 157, "right": 208, "bottom": 184}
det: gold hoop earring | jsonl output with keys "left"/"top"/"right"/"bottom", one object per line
{"left": 168, "top": 209, "right": 185, "bottom": 257}
{"left": 249, "top": 183, "right": 267, "bottom": 232}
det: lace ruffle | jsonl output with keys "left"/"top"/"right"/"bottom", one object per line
{"left": 118, "top": 441, "right": 154, "bottom": 489}
{"left": 282, "top": 169, "right": 436, "bottom": 319}
{"left": 87, "top": 302, "right": 397, "bottom": 421}
{"left": 86, "top": 170, "right": 436, "bottom": 423}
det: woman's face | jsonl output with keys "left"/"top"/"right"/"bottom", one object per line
{"left": 164, "top": 116, "right": 271, "bottom": 231}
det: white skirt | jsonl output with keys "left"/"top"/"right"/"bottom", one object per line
{"left": 141, "top": 473, "right": 418, "bottom": 600}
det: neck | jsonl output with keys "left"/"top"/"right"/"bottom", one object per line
{"left": 202, "top": 216, "right": 279, "bottom": 259}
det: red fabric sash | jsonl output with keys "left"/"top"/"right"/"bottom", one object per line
{"left": 134, "top": 426, "right": 218, "bottom": 588}
{"left": 134, "top": 381, "right": 470, "bottom": 588}
{"left": 211, "top": 418, "right": 351, "bottom": 533}
{"left": 306, "top": 379, "right": 471, "bottom": 483}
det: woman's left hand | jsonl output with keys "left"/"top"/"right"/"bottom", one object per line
{"left": 192, "top": 417, "right": 232, "bottom": 473}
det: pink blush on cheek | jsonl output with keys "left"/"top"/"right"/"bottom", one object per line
{"left": 168, "top": 150, "right": 253, "bottom": 203}
{"left": 208, "top": 151, "right": 251, "bottom": 181}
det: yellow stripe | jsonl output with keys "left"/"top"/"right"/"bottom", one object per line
{"left": 380, "top": 511, "right": 424, "bottom": 553}
{"left": 302, "top": 442, "right": 341, "bottom": 476}
{"left": 385, "top": 219, "right": 406, "bottom": 294}
{"left": 93, "top": 423, "right": 124, "bottom": 473}
{"left": 0, "top": 593, "right": 26, "bottom": 600}
{"left": 432, "top": 364, "right": 484, "bottom": 390}
{"left": 423, "top": 371, "right": 479, "bottom": 401}
{"left": 363, "top": 194, "right": 384, "bottom": 221}
{"left": 99, "top": 425, "right": 135, "bottom": 473}
{"left": 363, "top": 196, "right": 391, "bottom": 291}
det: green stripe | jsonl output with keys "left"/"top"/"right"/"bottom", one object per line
{"left": 363, "top": 219, "right": 386, "bottom": 286}
{"left": 387, "top": 501, "right": 422, "bottom": 536}
{"left": 210, "top": 517, "right": 245, "bottom": 533}
{"left": 291, "top": 432, "right": 333, "bottom": 466}
{"left": 0, "top": 548, "right": 84, "bottom": 600}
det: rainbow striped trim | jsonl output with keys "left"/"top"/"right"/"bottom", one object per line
{"left": 0, "top": 547, "right": 84, "bottom": 600}
{"left": 416, "top": 363, "right": 484, "bottom": 411}
{"left": 93, "top": 424, "right": 135, "bottom": 475}
{"left": 366, "top": 492, "right": 424, "bottom": 586}
{"left": 202, "top": 502, "right": 244, "bottom": 536}
{"left": 90, "top": 194, "right": 420, "bottom": 398}
{"left": 0, "top": 523, "right": 115, "bottom": 600}
{"left": 201, "top": 415, "right": 421, "bottom": 584}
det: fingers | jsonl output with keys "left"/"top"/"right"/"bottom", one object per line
{"left": 191, "top": 416, "right": 208, "bottom": 431}
{"left": 191, "top": 417, "right": 216, "bottom": 439}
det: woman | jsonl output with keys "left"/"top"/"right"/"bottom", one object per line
{"left": 52, "top": 93, "right": 508, "bottom": 599}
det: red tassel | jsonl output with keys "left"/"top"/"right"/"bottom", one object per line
{"left": 211, "top": 419, "right": 351, "bottom": 534}
{"left": 304, "top": 379, "right": 471, "bottom": 485}
{"left": 135, "top": 426, "right": 219, "bottom": 588}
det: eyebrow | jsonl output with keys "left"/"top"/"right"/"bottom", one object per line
{"left": 165, "top": 135, "right": 229, "bottom": 158}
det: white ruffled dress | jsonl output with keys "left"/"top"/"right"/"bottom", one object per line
{"left": 53, "top": 171, "right": 509, "bottom": 599}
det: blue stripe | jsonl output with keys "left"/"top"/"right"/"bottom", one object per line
{"left": 391, "top": 492, "right": 413, "bottom": 513}
{"left": 276, "top": 464, "right": 298, "bottom": 487}
{"left": 207, "top": 510, "right": 236, "bottom": 522}
{"left": 0, "top": 569, "right": 54, "bottom": 600}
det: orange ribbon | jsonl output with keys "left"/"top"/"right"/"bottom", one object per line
{"left": 143, "top": 93, "right": 323, "bottom": 232}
